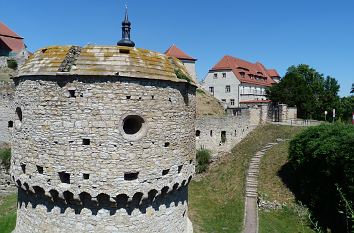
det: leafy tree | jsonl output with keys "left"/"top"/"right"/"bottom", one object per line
{"left": 338, "top": 96, "right": 354, "bottom": 123}
{"left": 266, "top": 64, "right": 340, "bottom": 120}
{"left": 288, "top": 124, "right": 354, "bottom": 232}
{"left": 351, "top": 83, "right": 354, "bottom": 94}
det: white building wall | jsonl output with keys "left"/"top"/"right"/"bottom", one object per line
{"left": 181, "top": 60, "right": 197, "bottom": 82}
{"left": 239, "top": 84, "right": 268, "bottom": 101}
{"left": 202, "top": 70, "right": 240, "bottom": 107}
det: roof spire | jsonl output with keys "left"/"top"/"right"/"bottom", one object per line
{"left": 117, "top": 5, "right": 135, "bottom": 47}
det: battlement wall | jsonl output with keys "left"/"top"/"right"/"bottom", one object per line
{"left": 196, "top": 109, "right": 256, "bottom": 154}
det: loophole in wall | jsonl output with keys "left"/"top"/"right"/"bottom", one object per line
{"left": 123, "top": 115, "right": 144, "bottom": 135}
{"left": 120, "top": 114, "right": 148, "bottom": 141}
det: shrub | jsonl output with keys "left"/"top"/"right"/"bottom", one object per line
{"left": 288, "top": 123, "right": 354, "bottom": 232}
{"left": 6, "top": 59, "right": 18, "bottom": 70}
{"left": 196, "top": 148, "right": 211, "bottom": 173}
{"left": 0, "top": 148, "right": 11, "bottom": 171}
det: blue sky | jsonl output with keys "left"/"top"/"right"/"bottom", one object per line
{"left": 2, "top": 0, "right": 353, "bottom": 96}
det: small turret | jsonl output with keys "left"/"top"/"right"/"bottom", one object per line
{"left": 117, "top": 6, "right": 135, "bottom": 47}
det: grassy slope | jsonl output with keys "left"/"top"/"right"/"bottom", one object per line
{"left": 189, "top": 124, "right": 304, "bottom": 233}
{"left": 196, "top": 89, "right": 225, "bottom": 117}
{"left": 258, "top": 141, "right": 315, "bottom": 233}
{"left": 0, "top": 68, "right": 15, "bottom": 82}
{"left": 0, "top": 193, "right": 17, "bottom": 233}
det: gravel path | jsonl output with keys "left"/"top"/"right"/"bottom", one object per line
{"left": 243, "top": 140, "right": 282, "bottom": 233}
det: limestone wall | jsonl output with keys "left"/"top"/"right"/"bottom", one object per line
{"left": 0, "top": 83, "right": 15, "bottom": 144}
{"left": 0, "top": 164, "right": 16, "bottom": 195}
{"left": 11, "top": 76, "right": 196, "bottom": 233}
{"left": 287, "top": 107, "right": 297, "bottom": 119}
{"left": 196, "top": 110, "right": 256, "bottom": 154}
{"left": 0, "top": 57, "right": 7, "bottom": 68}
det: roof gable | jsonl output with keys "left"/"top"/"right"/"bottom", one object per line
{"left": 0, "top": 21, "right": 23, "bottom": 39}
{"left": 211, "top": 55, "right": 277, "bottom": 87}
{"left": 165, "top": 44, "right": 196, "bottom": 61}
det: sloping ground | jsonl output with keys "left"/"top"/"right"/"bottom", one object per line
{"left": 258, "top": 142, "right": 315, "bottom": 233}
{"left": 196, "top": 89, "right": 225, "bottom": 117}
{"left": 0, "top": 193, "right": 17, "bottom": 233}
{"left": 188, "top": 125, "right": 304, "bottom": 233}
{"left": 0, "top": 68, "right": 15, "bottom": 83}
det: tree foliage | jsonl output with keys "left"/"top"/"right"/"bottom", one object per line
{"left": 266, "top": 64, "right": 340, "bottom": 120}
{"left": 288, "top": 124, "right": 354, "bottom": 232}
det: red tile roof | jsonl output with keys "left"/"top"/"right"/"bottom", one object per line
{"left": 0, "top": 21, "right": 23, "bottom": 39}
{"left": 0, "top": 21, "right": 25, "bottom": 52}
{"left": 0, "top": 36, "right": 24, "bottom": 52}
{"left": 211, "top": 55, "right": 277, "bottom": 87}
{"left": 266, "top": 69, "right": 280, "bottom": 77}
{"left": 165, "top": 44, "right": 196, "bottom": 61}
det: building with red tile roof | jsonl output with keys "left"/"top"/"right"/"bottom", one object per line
{"left": 0, "top": 21, "right": 25, "bottom": 56}
{"left": 165, "top": 44, "right": 198, "bottom": 81}
{"left": 202, "top": 55, "right": 280, "bottom": 107}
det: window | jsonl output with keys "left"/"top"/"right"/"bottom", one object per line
{"left": 221, "top": 99, "right": 226, "bottom": 103}
{"left": 222, "top": 73, "right": 226, "bottom": 78}
{"left": 225, "top": 85, "right": 231, "bottom": 93}
{"left": 209, "top": 87, "right": 214, "bottom": 94}
{"left": 196, "top": 130, "right": 201, "bottom": 137}
{"left": 240, "top": 72, "right": 245, "bottom": 78}
{"left": 213, "top": 73, "right": 218, "bottom": 78}
{"left": 59, "top": 172, "right": 70, "bottom": 184}
{"left": 221, "top": 131, "right": 226, "bottom": 143}
{"left": 230, "top": 99, "right": 235, "bottom": 106}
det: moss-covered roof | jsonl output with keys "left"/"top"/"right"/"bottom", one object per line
{"left": 18, "top": 45, "right": 196, "bottom": 85}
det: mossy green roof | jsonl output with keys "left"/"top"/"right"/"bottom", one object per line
{"left": 18, "top": 45, "right": 196, "bottom": 85}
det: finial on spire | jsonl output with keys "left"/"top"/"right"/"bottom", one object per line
{"left": 117, "top": 5, "right": 135, "bottom": 47}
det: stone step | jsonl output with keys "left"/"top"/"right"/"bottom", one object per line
{"left": 246, "top": 192, "right": 258, "bottom": 197}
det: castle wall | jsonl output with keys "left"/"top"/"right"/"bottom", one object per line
{"left": 0, "top": 82, "right": 14, "bottom": 144}
{"left": 287, "top": 107, "right": 297, "bottom": 120}
{"left": 196, "top": 110, "right": 256, "bottom": 154}
{"left": 14, "top": 186, "right": 189, "bottom": 233}
{"left": 0, "top": 164, "right": 16, "bottom": 195}
{"left": 11, "top": 76, "right": 196, "bottom": 233}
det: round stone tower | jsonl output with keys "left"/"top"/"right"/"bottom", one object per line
{"left": 10, "top": 44, "right": 196, "bottom": 232}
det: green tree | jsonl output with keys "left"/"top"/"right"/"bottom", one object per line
{"left": 351, "top": 83, "right": 354, "bottom": 94}
{"left": 288, "top": 124, "right": 354, "bottom": 232}
{"left": 266, "top": 64, "right": 340, "bottom": 120}
{"left": 338, "top": 96, "right": 354, "bottom": 123}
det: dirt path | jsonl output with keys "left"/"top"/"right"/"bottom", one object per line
{"left": 243, "top": 141, "right": 281, "bottom": 233}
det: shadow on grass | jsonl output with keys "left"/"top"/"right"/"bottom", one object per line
{"left": 278, "top": 162, "right": 350, "bottom": 233}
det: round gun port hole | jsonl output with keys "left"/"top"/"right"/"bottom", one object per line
{"left": 123, "top": 115, "right": 145, "bottom": 135}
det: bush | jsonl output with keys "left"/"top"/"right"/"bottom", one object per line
{"left": 288, "top": 123, "right": 354, "bottom": 232}
{"left": 0, "top": 148, "right": 11, "bottom": 171}
{"left": 196, "top": 148, "right": 211, "bottom": 173}
{"left": 6, "top": 59, "right": 17, "bottom": 70}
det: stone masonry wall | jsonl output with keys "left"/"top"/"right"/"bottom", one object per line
{"left": 0, "top": 164, "right": 16, "bottom": 195}
{"left": 0, "top": 83, "right": 15, "bottom": 144}
{"left": 11, "top": 76, "right": 196, "bottom": 233}
{"left": 196, "top": 110, "right": 256, "bottom": 154}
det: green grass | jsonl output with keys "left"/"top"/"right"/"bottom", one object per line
{"left": 258, "top": 140, "right": 315, "bottom": 233}
{"left": 0, "top": 193, "right": 17, "bottom": 233}
{"left": 189, "top": 124, "right": 304, "bottom": 233}
{"left": 259, "top": 207, "right": 314, "bottom": 233}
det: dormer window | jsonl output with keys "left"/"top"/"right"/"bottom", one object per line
{"left": 240, "top": 72, "right": 245, "bottom": 78}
